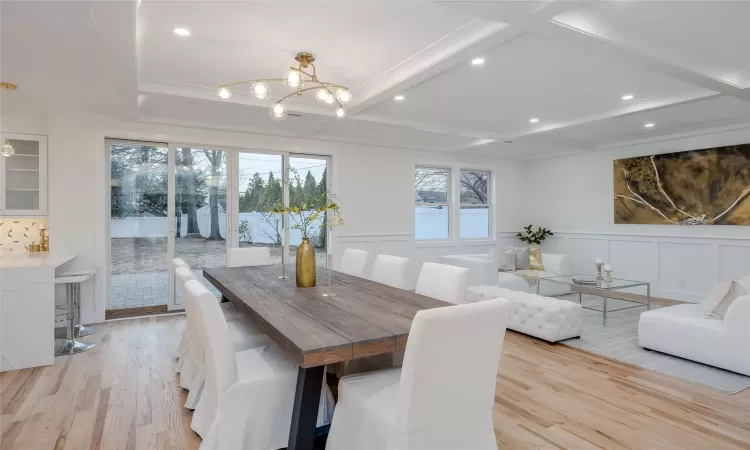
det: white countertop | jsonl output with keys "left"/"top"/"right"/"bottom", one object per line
{"left": 0, "top": 251, "right": 77, "bottom": 269}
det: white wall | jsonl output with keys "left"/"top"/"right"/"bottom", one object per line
{"left": 3, "top": 110, "right": 528, "bottom": 323}
{"left": 527, "top": 125, "right": 750, "bottom": 302}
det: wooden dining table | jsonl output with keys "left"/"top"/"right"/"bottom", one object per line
{"left": 203, "top": 264, "right": 449, "bottom": 450}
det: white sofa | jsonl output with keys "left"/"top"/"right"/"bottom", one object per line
{"left": 638, "top": 294, "right": 750, "bottom": 376}
{"left": 441, "top": 252, "right": 571, "bottom": 297}
{"left": 467, "top": 286, "right": 582, "bottom": 343}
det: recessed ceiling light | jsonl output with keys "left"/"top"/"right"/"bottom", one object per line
{"left": 622, "top": 94, "right": 634, "bottom": 100}
{"left": 173, "top": 27, "right": 190, "bottom": 37}
{"left": 529, "top": 118, "right": 539, "bottom": 123}
{"left": 644, "top": 123, "right": 655, "bottom": 128}
{"left": 471, "top": 57, "right": 485, "bottom": 65}
{"left": 394, "top": 95, "right": 405, "bottom": 101}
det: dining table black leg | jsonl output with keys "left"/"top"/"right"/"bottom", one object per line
{"left": 288, "top": 365, "right": 324, "bottom": 450}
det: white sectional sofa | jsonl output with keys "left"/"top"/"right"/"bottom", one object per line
{"left": 638, "top": 294, "right": 750, "bottom": 376}
{"left": 467, "top": 286, "right": 582, "bottom": 343}
{"left": 441, "top": 252, "right": 571, "bottom": 296}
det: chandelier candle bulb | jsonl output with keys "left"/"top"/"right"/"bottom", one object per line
{"left": 284, "top": 69, "right": 302, "bottom": 88}
{"left": 336, "top": 88, "right": 351, "bottom": 103}
{"left": 251, "top": 82, "right": 270, "bottom": 100}
{"left": 217, "top": 87, "right": 231, "bottom": 100}
{"left": 335, "top": 108, "right": 346, "bottom": 118}
{"left": 316, "top": 88, "right": 329, "bottom": 103}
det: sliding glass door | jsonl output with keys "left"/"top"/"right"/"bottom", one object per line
{"left": 288, "top": 155, "right": 329, "bottom": 267}
{"left": 171, "top": 147, "right": 228, "bottom": 307}
{"left": 234, "top": 151, "right": 285, "bottom": 263}
{"left": 107, "top": 141, "right": 331, "bottom": 315}
{"left": 108, "top": 140, "right": 170, "bottom": 313}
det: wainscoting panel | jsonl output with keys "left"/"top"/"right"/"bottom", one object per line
{"left": 718, "top": 244, "right": 750, "bottom": 282}
{"left": 608, "top": 240, "right": 657, "bottom": 292}
{"left": 336, "top": 231, "right": 749, "bottom": 303}
{"left": 658, "top": 242, "right": 716, "bottom": 297}
{"left": 550, "top": 236, "right": 609, "bottom": 275}
{"left": 544, "top": 232, "right": 750, "bottom": 303}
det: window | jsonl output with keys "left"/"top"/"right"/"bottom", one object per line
{"left": 414, "top": 167, "right": 450, "bottom": 240}
{"left": 413, "top": 166, "right": 492, "bottom": 241}
{"left": 459, "top": 170, "right": 490, "bottom": 239}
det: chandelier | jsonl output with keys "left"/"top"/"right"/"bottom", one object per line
{"left": 217, "top": 52, "right": 351, "bottom": 120}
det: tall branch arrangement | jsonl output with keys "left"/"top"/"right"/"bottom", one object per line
{"left": 272, "top": 168, "right": 343, "bottom": 239}
{"left": 517, "top": 225, "right": 553, "bottom": 245}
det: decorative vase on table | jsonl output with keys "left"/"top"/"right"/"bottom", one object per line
{"left": 296, "top": 237, "right": 316, "bottom": 288}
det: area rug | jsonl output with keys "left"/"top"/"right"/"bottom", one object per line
{"left": 558, "top": 294, "right": 750, "bottom": 395}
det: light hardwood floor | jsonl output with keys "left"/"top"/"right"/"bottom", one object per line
{"left": 1, "top": 315, "right": 748, "bottom": 450}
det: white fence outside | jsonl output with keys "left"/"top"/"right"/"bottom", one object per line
{"left": 111, "top": 206, "right": 490, "bottom": 242}
{"left": 110, "top": 211, "right": 323, "bottom": 245}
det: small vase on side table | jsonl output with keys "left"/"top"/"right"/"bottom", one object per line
{"left": 296, "top": 237, "right": 316, "bottom": 288}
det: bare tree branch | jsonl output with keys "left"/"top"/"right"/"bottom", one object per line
{"left": 620, "top": 168, "right": 677, "bottom": 224}
{"left": 712, "top": 186, "right": 750, "bottom": 223}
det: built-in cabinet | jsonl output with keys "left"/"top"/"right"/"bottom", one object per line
{"left": 0, "top": 133, "right": 48, "bottom": 217}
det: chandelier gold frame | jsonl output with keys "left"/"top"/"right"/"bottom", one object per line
{"left": 218, "top": 52, "right": 351, "bottom": 119}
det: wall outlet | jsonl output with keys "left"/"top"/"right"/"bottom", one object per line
{"left": 678, "top": 280, "right": 687, "bottom": 288}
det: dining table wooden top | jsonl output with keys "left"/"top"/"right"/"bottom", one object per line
{"left": 203, "top": 264, "right": 449, "bottom": 368}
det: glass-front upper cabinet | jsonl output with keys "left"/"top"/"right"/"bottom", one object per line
{"left": 0, "top": 133, "right": 48, "bottom": 216}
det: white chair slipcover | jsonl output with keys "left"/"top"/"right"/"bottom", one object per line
{"left": 326, "top": 298, "right": 512, "bottom": 450}
{"left": 227, "top": 247, "right": 272, "bottom": 267}
{"left": 371, "top": 254, "right": 411, "bottom": 290}
{"left": 339, "top": 248, "right": 370, "bottom": 278}
{"left": 175, "top": 267, "right": 269, "bottom": 409}
{"left": 415, "top": 262, "right": 469, "bottom": 304}
{"left": 186, "top": 280, "right": 335, "bottom": 449}
{"left": 173, "top": 258, "right": 191, "bottom": 371}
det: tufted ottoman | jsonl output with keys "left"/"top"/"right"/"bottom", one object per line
{"left": 467, "top": 286, "right": 582, "bottom": 343}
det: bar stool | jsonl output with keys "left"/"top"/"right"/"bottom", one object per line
{"left": 54, "top": 270, "right": 97, "bottom": 355}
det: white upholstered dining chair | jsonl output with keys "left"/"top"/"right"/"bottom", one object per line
{"left": 339, "top": 248, "right": 370, "bottom": 278}
{"left": 325, "top": 298, "right": 513, "bottom": 450}
{"left": 186, "top": 279, "right": 335, "bottom": 448}
{"left": 174, "top": 266, "right": 269, "bottom": 409}
{"left": 371, "top": 254, "right": 411, "bottom": 290}
{"left": 172, "top": 258, "right": 191, "bottom": 370}
{"left": 227, "top": 247, "right": 272, "bottom": 267}
{"left": 415, "top": 262, "right": 469, "bottom": 304}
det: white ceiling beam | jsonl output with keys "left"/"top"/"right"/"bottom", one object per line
{"left": 346, "top": 19, "right": 513, "bottom": 115}
{"left": 535, "top": 17, "right": 750, "bottom": 102}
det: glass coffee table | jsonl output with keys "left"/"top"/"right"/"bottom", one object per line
{"left": 536, "top": 275, "right": 651, "bottom": 326}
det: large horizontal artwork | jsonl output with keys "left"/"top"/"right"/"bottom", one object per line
{"left": 614, "top": 144, "right": 750, "bottom": 225}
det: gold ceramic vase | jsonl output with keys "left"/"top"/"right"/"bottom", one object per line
{"left": 296, "top": 237, "right": 316, "bottom": 287}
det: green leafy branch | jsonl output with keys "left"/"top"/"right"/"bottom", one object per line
{"left": 516, "top": 224, "right": 553, "bottom": 245}
{"left": 271, "top": 167, "right": 344, "bottom": 239}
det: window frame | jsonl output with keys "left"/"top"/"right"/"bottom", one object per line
{"left": 413, "top": 165, "right": 452, "bottom": 242}
{"left": 458, "top": 169, "right": 492, "bottom": 241}
{"left": 413, "top": 164, "right": 495, "bottom": 245}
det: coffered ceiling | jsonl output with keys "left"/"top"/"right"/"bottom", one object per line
{"left": 2, "top": 1, "right": 750, "bottom": 159}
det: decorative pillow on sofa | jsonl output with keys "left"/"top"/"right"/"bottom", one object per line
{"left": 501, "top": 249, "right": 516, "bottom": 271}
{"left": 487, "top": 247, "right": 517, "bottom": 272}
{"left": 508, "top": 247, "right": 530, "bottom": 271}
{"left": 702, "top": 281, "right": 749, "bottom": 319}
{"left": 738, "top": 275, "right": 750, "bottom": 291}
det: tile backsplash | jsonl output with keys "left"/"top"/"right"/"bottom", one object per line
{"left": 0, "top": 218, "right": 48, "bottom": 253}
